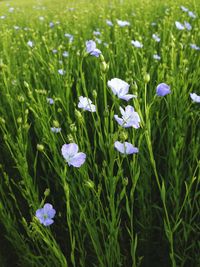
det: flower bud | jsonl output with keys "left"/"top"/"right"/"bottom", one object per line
{"left": 144, "top": 73, "right": 150, "bottom": 83}
{"left": 37, "top": 144, "right": 44, "bottom": 152}
{"left": 119, "top": 130, "right": 128, "bottom": 141}
{"left": 53, "top": 120, "right": 60, "bottom": 128}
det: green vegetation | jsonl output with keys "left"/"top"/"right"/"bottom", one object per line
{"left": 0, "top": 0, "right": 199, "bottom": 266}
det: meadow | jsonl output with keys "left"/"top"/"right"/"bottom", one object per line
{"left": 0, "top": 0, "right": 200, "bottom": 266}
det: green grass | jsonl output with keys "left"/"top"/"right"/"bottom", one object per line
{"left": 0, "top": 0, "right": 200, "bottom": 266}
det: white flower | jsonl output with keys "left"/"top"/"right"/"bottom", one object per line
{"left": 78, "top": 96, "right": 96, "bottom": 112}
{"left": 107, "top": 78, "right": 136, "bottom": 101}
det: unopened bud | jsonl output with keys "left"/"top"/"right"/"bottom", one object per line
{"left": 144, "top": 73, "right": 150, "bottom": 83}
{"left": 37, "top": 144, "right": 44, "bottom": 152}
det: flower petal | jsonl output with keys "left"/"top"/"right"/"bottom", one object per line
{"left": 119, "top": 94, "right": 136, "bottom": 101}
{"left": 61, "top": 143, "right": 79, "bottom": 159}
{"left": 114, "top": 115, "right": 123, "bottom": 126}
{"left": 68, "top": 152, "right": 86, "bottom": 167}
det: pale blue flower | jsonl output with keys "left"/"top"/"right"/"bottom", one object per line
{"left": 153, "top": 54, "right": 161, "bottom": 60}
{"left": 47, "top": 98, "right": 54, "bottom": 104}
{"left": 180, "top": 6, "right": 188, "bottom": 12}
{"left": 175, "top": 21, "right": 185, "bottom": 30}
{"left": 27, "top": 40, "right": 34, "bottom": 48}
{"left": 188, "top": 11, "right": 196, "bottom": 18}
{"left": 51, "top": 127, "right": 61, "bottom": 133}
{"left": 93, "top": 30, "right": 101, "bottom": 36}
{"left": 106, "top": 19, "right": 113, "bottom": 26}
{"left": 49, "top": 22, "right": 54, "bottom": 28}
{"left": 117, "top": 19, "right": 130, "bottom": 27}
{"left": 86, "top": 40, "right": 101, "bottom": 57}
{"left": 190, "top": 44, "right": 200, "bottom": 50}
{"left": 78, "top": 96, "right": 96, "bottom": 112}
{"left": 114, "top": 141, "right": 139, "bottom": 154}
{"left": 61, "top": 143, "right": 86, "bottom": 167}
{"left": 114, "top": 105, "right": 140, "bottom": 128}
{"left": 190, "top": 93, "right": 200, "bottom": 103}
{"left": 184, "top": 21, "right": 192, "bottom": 30}
{"left": 63, "top": 51, "right": 69, "bottom": 57}
{"left": 95, "top": 38, "right": 102, "bottom": 44}
{"left": 131, "top": 40, "right": 143, "bottom": 48}
{"left": 9, "top": 7, "right": 14, "bottom": 12}
{"left": 107, "top": 78, "right": 136, "bottom": 101}
{"left": 156, "top": 83, "right": 171, "bottom": 96}
{"left": 152, "top": 34, "right": 160, "bottom": 42}
{"left": 64, "top": 33, "right": 74, "bottom": 42}
{"left": 58, "top": 69, "right": 65, "bottom": 75}
{"left": 14, "top": 26, "right": 20, "bottom": 30}
{"left": 36, "top": 203, "right": 56, "bottom": 226}
{"left": 52, "top": 49, "right": 58, "bottom": 54}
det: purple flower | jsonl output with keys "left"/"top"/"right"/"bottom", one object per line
{"left": 114, "top": 141, "right": 139, "bottom": 155}
{"left": 131, "top": 40, "right": 143, "bottom": 48}
{"left": 86, "top": 40, "right": 101, "bottom": 57}
{"left": 107, "top": 78, "right": 136, "bottom": 101}
{"left": 51, "top": 127, "right": 61, "bottom": 133}
{"left": 152, "top": 34, "right": 160, "bottom": 42}
{"left": 36, "top": 203, "right": 56, "bottom": 226}
{"left": 117, "top": 19, "right": 130, "bottom": 27}
{"left": 78, "top": 96, "right": 96, "bottom": 112}
{"left": 156, "top": 83, "right": 171, "bottom": 96}
{"left": 114, "top": 105, "right": 140, "bottom": 128}
{"left": 61, "top": 143, "right": 86, "bottom": 167}
{"left": 190, "top": 93, "right": 200, "bottom": 103}
{"left": 175, "top": 21, "right": 185, "bottom": 30}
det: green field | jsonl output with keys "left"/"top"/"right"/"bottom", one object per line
{"left": 0, "top": 0, "right": 200, "bottom": 266}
